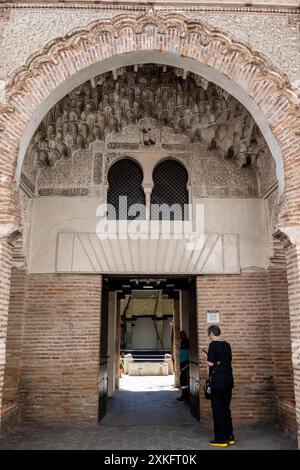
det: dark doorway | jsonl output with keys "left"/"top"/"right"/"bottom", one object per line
{"left": 98, "top": 280, "right": 109, "bottom": 421}
{"left": 98, "top": 275, "right": 200, "bottom": 423}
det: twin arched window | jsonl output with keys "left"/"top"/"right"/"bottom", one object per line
{"left": 151, "top": 159, "right": 189, "bottom": 220}
{"left": 107, "top": 158, "right": 189, "bottom": 220}
{"left": 107, "top": 159, "right": 145, "bottom": 220}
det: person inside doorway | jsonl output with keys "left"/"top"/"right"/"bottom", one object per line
{"left": 176, "top": 330, "right": 190, "bottom": 403}
{"left": 202, "top": 325, "right": 235, "bottom": 447}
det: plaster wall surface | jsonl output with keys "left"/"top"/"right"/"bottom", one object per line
{"left": 28, "top": 196, "right": 269, "bottom": 273}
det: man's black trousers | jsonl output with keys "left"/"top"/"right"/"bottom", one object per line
{"left": 211, "top": 388, "right": 234, "bottom": 442}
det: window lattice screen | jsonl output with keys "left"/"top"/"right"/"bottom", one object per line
{"left": 107, "top": 159, "right": 145, "bottom": 220}
{"left": 151, "top": 159, "right": 189, "bottom": 220}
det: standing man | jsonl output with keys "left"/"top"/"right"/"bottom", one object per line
{"left": 176, "top": 330, "right": 190, "bottom": 403}
{"left": 203, "top": 325, "right": 235, "bottom": 447}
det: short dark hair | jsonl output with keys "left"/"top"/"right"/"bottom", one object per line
{"left": 207, "top": 325, "right": 221, "bottom": 337}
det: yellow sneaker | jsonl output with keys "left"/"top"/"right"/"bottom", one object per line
{"left": 208, "top": 440, "right": 228, "bottom": 447}
{"left": 227, "top": 437, "right": 236, "bottom": 445}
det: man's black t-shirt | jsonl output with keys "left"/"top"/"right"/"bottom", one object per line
{"left": 207, "top": 340, "right": 234, "bottom": 390}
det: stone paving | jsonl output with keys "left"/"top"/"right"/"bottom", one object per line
{"left": 0, "top": 376, "right": 297, "bottom": 450}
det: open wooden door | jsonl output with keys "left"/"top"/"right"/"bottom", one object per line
{"left": 98, "top": 279, "right": 109, "bottom": 421}
{"left": 189, "top": 277, "right": 200, "bottom": 421}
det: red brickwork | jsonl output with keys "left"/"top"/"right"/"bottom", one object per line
{"left": 2, "top": 268, "right": 26, "bottom": 428}
{"left": 16, "top": 274, "right": 102, "bottom": 424}
{"left": 196, "top": 268, "right": 295, "bottom": 428}
{"left": 0, "top": 239, "right": 13, "bottom": 429}
{"left": 267, "top": 264, "right": 297, "bottom": 434}
{"left": 0, "top": 266, "right": 298, "bottom": 438}
{"left": 286, "top": 244, "right": 300, "bottom": 446}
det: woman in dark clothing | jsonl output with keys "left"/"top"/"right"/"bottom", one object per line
{"left": 203, "top": 325, "right": 235, "bottom": 447}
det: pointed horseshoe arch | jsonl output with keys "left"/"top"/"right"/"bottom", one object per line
{"left": 0, "top": 10, "right": 300, "bottom": 233}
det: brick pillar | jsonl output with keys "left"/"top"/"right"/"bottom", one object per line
{"left": 197, "top": 269, "right": 275, "bottom": 425}
{"left": 2, "top": 259, "right": 27, "bottom": 428}
{"left": 0, "top": 238, "right": 13, "bottom": 430}
{"left": 267, "top": 237, "right": 297, "bottom": 433}
{"left": 18, "top": 274, "right": 102, "bottom": 424}
{"left": 285, "top": 241, "right": 300, "bottom": 447}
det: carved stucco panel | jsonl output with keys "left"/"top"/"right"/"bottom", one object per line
{"left": 188, "top": 12, "right": 300, "bottom": 84}
{"left": 38, "top": 150, "right": 94, "bottom": 189}
{"left": 0, "top": 8, "right": 299, "bottom": 83}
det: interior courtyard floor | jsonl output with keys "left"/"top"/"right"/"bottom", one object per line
{"left": 0, "top": 376, "right": 297, "bottom": 450}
